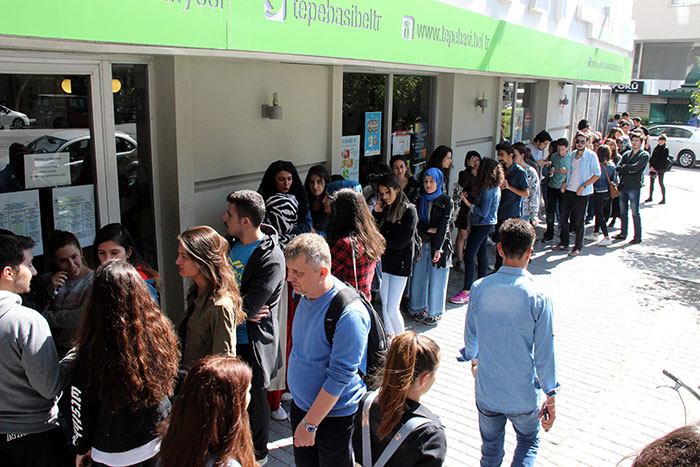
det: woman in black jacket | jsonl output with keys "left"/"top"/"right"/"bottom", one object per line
{"left": 408, "top": 168, "right": 453, "bottom": 325}
{"left": 373, "top": 174, "right": 418, "bottom": 339}
{"left": 353, "top": 332, "right": 445, "bottom": 467}
{"left": 646, "top": 133, "right": 670, "bottom": 204}
{"left": 71, "top": 261, "right": 180, "bottom": 467}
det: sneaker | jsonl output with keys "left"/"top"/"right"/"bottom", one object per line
{"left": 257, "top": 456, "right": 269, "bottom": 466}
{"left": 568, "top": 249, "right": 581, "bottom": 257}
{"left": 281, "top": 392, "right": 293, "bottom": 402}
{"left": 271, "top": 406, "right": 288, "bottom": 421}
{"left": 422, "top": 315, "right": 442, "bottom": 325}
{"left": 541, "top": 235, "right": 553, "bottom": 243}
{"left": 448, "top": 291, "right": 470, "bottom": 304}
{"left": 629, "top": 238, "right": 642, "bottom": 245}
{"left": 598, "top": 237, "right": 612, "bottom": 246}
{"left": 613, "top": 234, "right": 627, "bottom": 241}
{"left": 410, "top": 310, "right": 428, "bottom": 322}
{"left": 453, "top": 259, "right": 464, "bottom": 272}
{"left": 584, "top": 233, "right": 599, "bottom": 241}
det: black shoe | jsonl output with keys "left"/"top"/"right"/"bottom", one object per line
{"left": 541, "top": 235, "right": 553, "bottom": 243}
{"left": 659, "top": 199, "right": 666, "bottom": 205}
{"left": 608, "top": 220, "right": 616, "bottom": 228}
{"left": 629, "top": 238, "right": 642, "bottom": 245}
{"left": 613, "top": 234, "right": 626, "bottom": 240}
{"left": 644, "top": 198, "right": 652, "bottom": 203}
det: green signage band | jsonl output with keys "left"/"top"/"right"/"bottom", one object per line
{"left": 0, "top": 0, "right": 632, "bottom": 83}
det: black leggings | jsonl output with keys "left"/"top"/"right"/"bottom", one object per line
{"left": 592, "top": 192, "right": 610, "bottom": 236}
{"left": 648, "top": 172, "right": 666, "bottom": 200}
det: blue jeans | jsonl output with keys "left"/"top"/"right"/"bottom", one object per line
{"left": 409, "top": 242, "right": 450, "bottom": 318}
{"left": 477, "top": 403, "right": 540, "bottom": 467}
{"left": 619, "top": 188, "right": 641, "bottom": 240}
{"left": 379, "top": 272, "right": 408, "bottom": 336}
{"left": 463, "top": 224, "right": 494, "bottom": 291}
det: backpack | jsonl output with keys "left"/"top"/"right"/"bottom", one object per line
{"left": 325, "top": 286, "right": 388, "bottom": 388}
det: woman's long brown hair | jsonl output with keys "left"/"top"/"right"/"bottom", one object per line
{"left": 376, "top": 332, "right": 440, "bottom": 440}
{"left": 159, "top": 355, "right": 256, "bottom": 467}
{"left": 73, "top": 260, "right": 180, "bottom": 411}
{"left": 178, "top": 225, "right": 245, "bottom": 325}
{"left": 326, "top": 188, "right": 386, "bottom": 261}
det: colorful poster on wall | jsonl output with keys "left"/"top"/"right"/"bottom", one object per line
{"left": 391, "top": 131, "right": 411, "bottom": 156}
{"left": 24, "top": 153, "right": 71, "bottom": 189}
{"left": 52, "top": 184, "right": 96, "bottom": 247}
{"left": 513, "top": 108, "right": 524, "bottom": 143}
{"left": 364, "top": 112, "right": 381, "bottom": 156}
{"left": 0, "top": 190, "right": 43, "bottom": 256}
{"left": 341, "top": 135, "right": 361, "bottom": 181}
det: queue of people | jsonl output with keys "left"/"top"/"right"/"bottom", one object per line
{"left": 0, "top": 117, "right": 673, "bottom": 467}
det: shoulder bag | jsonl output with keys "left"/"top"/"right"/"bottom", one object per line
{"left": 602, "top": 164, "right": 618, "bottom": 199}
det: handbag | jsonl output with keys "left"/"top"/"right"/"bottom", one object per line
{"left": 602, "top": 164, "right": 618, "bottom": 199}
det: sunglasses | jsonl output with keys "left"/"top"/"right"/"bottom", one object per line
{"left": 575, "top": 140, "right": 587, "bottom": 144}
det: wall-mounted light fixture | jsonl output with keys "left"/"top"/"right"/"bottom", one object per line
{"left": 559, "top": 95, "right": 569, "bottom": 106}
{"left": 475, "top": 93, "right": 488, "bottom": 113}
{"left": 61, "top": 78, "right": 122, "bottom": 94}
{"left": 261, "top": 92, "right": 283, "bottom": 120}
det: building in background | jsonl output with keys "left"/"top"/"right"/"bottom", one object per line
{"left": 0, "top": 0, "right": 634, "bottom": 319}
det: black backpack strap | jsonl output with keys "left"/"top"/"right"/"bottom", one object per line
{"left": 325, "top": 287, "right": 361, "bottom": 346}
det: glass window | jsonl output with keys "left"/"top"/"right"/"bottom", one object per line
{"left": 500, "top": 82, "right": 515, "bottom": 142}
{"left": 587, "top": 89, "right": 601, "bottom": 132}
{"left": 648, "top": 126, "right": 667, "bottom": 137}
{"left": 391, "top": 75, "right": 432, "bottom": 172}
{"left": 112, "top": 64, "right": 157, "bottom": 268}
{"left": 598, "top": 90, "right": 611, "bottom": 134}
{"left": 501, "top": 81, "right": 535, "bottom": 143}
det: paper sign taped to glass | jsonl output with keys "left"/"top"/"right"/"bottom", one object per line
{"left": 24, "top": 153, "right": 71, "bottom": 189}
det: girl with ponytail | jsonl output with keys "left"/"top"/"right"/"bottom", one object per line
{"left": 353, "top": 332, "right": 446, "bottom": 466}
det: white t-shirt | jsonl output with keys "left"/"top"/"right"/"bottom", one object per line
{"left": 567, "top": 155, "right": 583, "bottom": 192}
{"left": 526, "top": 143, "right": 544, "bottom": 162}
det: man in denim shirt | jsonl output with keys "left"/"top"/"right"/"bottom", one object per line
{"left": 461, "top": 219, "right": 559, "bottom": 467}
{"left": 494, "top": 142, "right": 529, "bottom": 271}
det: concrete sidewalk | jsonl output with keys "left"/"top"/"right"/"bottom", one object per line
{"left": 266, "top": 167, "right": 700, "bottom": 467}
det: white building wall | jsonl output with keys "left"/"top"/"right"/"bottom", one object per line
{"left": 633, "top": 0, "right": 700, "bottom": 41}
{"left": 545, "top": 81, "right": 575, "bottom": 139}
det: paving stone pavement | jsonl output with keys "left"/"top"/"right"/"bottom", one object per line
{"left": 264, "top": 167, "right": 700, "bottom": 467}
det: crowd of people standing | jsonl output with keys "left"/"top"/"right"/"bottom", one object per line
{"left": 0, "top": 111, "right": 675, "bottom": 466}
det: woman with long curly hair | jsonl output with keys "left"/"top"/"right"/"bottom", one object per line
{"left": 449, "top": 158, "right": 503, "bottom": 305}
{"left": 159, "top": 355, "right": 256, "bottom": 467}
{"left": 353, "top": 332, "right": 445, "bottom": 466}
{"left": 420, "top": 145, "right": 453, "bottom": 191}
{"left": 176, "top": 226, "right": 245, "bottom": 368}
{"left": 70, "top": 260, "right": 180, "bottom": 467}
{"left": 258, "top": 160, "right": 311, "bottom": 235}
{"left": 326, "top": 188, "right": 386, "bottom": 300}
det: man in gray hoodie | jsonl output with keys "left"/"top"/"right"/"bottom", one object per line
{"left": 0, "top": 234, "right": 75, "bottom": 466}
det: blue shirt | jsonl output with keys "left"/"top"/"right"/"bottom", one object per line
{"left": 498, "top": 163, "right": 528, "bottom": 220}
{"left": 228, "top": 239, "right": 261, "bottom": 345}
{"left": 470, "top": 186, "right": 500, "bottom": 226}
{"left": 288, "top": 277, "right": 370, "bottom": 417}
{"left": 563, "top": 148, "right": 601, "bottom": 196}
{"left": 461, "top": 266, "right": 559, "bottom": 413}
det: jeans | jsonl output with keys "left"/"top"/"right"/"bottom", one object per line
{"left": 290, "top": 401, "right": 355, "bottom": 467}
{"left": 379, "top": 272, "right": 407, "bottom": 336}
{"left": 559, "top": 191, "right": 588, "bottom": 251}
{"left": 463, "top": 224, "right": 494, "bottom": 291}
{"left": 409, "top": 242, "right": 450, "bottom": 318}
{"left": 592, "top": 192, "right": 610, "bottom": 237}
{"left": 619, "top": 188, "right": 641, "bottom": 240}
{"left": 237, "top": 344, "right": 270, "bottom": 459}
{"left": 477, "top": 403, "right": 540, "bottom": 467}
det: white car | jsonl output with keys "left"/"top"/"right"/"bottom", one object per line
{"left": 26, "top": 129, "right": 138, "bottom": 183}
{"left": 647, "top": 125, "right": 700, "bottom": 168}
{"left": 0, "top": 105, "right": 34, "bottom": 129}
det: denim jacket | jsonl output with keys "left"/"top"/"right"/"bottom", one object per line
{"left": 470, "top": 186, "right": 500, "bottom": 226}
{"left": 563, "top": 148, "right": 601, "bottom": 196}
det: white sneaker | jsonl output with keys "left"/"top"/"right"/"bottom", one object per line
{"left": 598, "top": 237, "right": 612, "bottom": 246}
{"left": 257, "top": 455, "right": 268, "bottom": 466}
{"left": 271, "top": 406, "right": 288, "bottom": 421}
{"left": 584, "top": 233, "right": 599, "bottom": 241}
{"left": 281, "top": 392, "right": 293, "bottom": 402}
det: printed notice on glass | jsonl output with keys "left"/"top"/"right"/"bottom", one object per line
{"left": 52, "top": 185, "right": 96, "bottom": 247}
{"left": 0, "top": 190, "right": 43, "bottom": 256}
{"left": 391, "top": 131, "right": 411, "bottom": 156}
{"left": 364, "top": 111, "right": 381, "bottom": 156}
{"left": 340, "top": 135, "right": 360, "bottom": 181}
{"left": 24, "top": 153, "right": 71, "bottom": 189}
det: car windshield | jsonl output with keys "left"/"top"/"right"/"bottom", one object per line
{"left": 26, "top": 135, "right": 69, "bottom": 154}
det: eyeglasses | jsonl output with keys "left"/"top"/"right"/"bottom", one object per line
{"left": 575, "top": 140, "right": 587, "bottom": 144}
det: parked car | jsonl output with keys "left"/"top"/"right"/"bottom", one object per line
{"left": 26, "top": 129, "right": 138, "bottom": 184}
{"left": 0, "top": 105, "right": 34, "bottom": 129}
{"left": 647, "top": 124, "right": 700, "bottom": 168}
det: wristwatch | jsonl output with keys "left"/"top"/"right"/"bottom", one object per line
{"left": 301, "top": 418, "right": 318, "bottom": 433}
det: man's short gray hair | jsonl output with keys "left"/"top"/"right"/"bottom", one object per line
{"left": 284, "top": 233, "right": 331, "bottom": 271}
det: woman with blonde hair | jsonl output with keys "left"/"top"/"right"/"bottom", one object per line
{"left": 159, "top": 355, "right": 256, "bottom": 467}
{"left": 353, "top": 332, "right": 446, "bottom": 466}
{"left": 176, "top": 226, "right": 245, "bottom": 368}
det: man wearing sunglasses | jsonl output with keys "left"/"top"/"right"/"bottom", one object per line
{"left": 556, "top": 132, "right": 601, "bottom": 256}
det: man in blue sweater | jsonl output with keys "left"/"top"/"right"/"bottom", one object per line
{"left": 285, "top": 233, "right": 370, "bottom": 467}
{"left": 461, "top": 219, "right": 559, "bottom": 467}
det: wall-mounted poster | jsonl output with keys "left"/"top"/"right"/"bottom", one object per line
{"left": 340, "top": 135, "right": 361, "bottom": 181}
{"left": 392, "top": 131, "right": 411, "bottom": 156}
{"left": 0, "top": 190, "right": 43, "bottom": 256}
{"left": 24, "top": 153, "right": 71, "bottom": 189}
{"left": 52, "top": 185, "right": 96, "bottom": 247}
{"left": 364, "top": 111, "right": 381, "bottom": 156}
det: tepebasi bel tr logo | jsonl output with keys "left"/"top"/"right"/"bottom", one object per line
{"left": 264, "top": 0, "right": 381, "bottom": 31}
